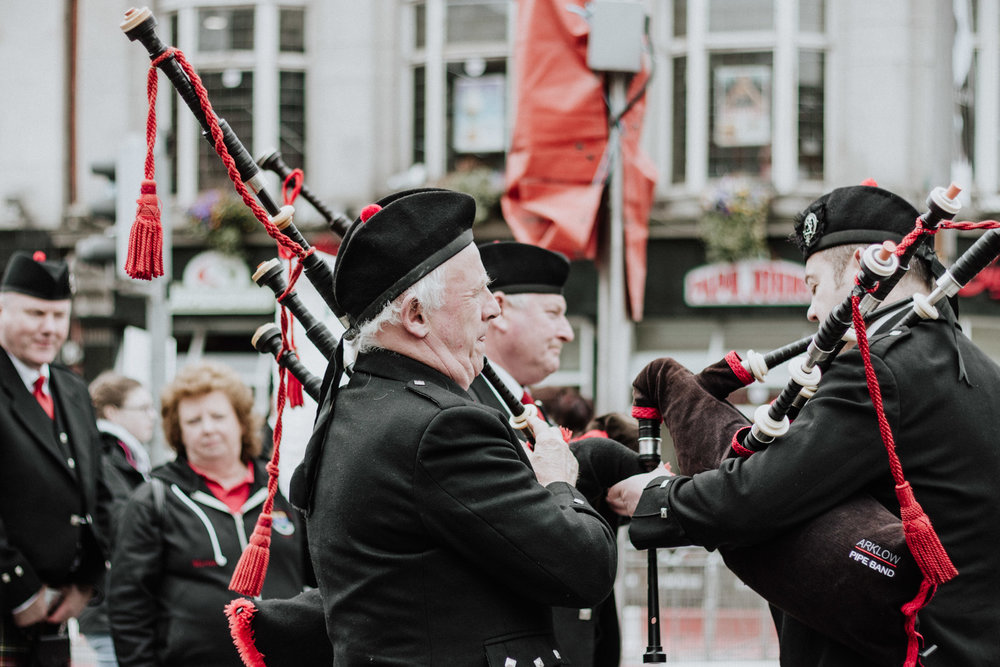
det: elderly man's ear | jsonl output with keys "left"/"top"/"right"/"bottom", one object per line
{"left": 400, "top": 295, "right": 430, "bottom": 338}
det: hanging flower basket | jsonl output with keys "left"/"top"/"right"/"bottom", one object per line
{"left": 187, "top": 189, "right": 259, "bottom": 257}
{"left": 698, "top": 175, "right": 773, "bottom": 263}
{"left": 435, "top": 165, "right": 503, "bottom": 224}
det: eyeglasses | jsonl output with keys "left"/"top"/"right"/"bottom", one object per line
{"left": 119, "top": 404, "right": 157, "bottom": 414}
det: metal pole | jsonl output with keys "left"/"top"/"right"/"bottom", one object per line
{"left": 596, "top": 72, "right": 634, "bottom": 414}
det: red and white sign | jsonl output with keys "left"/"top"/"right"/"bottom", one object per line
{"left": 684, "top": 260, "right": 811, "bottom": 307}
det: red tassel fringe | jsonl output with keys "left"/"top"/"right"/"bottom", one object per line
{"left": 124, "top": 179, "right": 164, "bottom": 280}
{"left": 229, "top": 515, "right": 273, "bottom": 597}
{"left": 225, "top": 598, "right": 266, "bottom": 667}
{"left": 286, "top": 372, "right": 305, "bottom": 408}
{"left": 896, "top": 482, "right": 959, "bottom": 584}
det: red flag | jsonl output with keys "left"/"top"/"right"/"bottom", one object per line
{"left": 502, "top": 0, "right": 657, "bottom": 319}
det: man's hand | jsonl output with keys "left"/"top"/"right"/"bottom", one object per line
{"left": 12, "top": 587, "right": 51, "bottom": 628}
{"left": 606, "top": 467, "right": 672, "bottom": 517}
{"left": 524, "top": 416, "right": 579, "bottom": 487}
{"left": 45, "top": 584, "right": 93, "bottom": 624}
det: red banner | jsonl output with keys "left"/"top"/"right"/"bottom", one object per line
{"left": 501, "top": 0, "right": 657, "bottom": 319}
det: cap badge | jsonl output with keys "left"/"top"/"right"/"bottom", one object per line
{"left": 801, "top": 212, "right": 819, "bottom": 247}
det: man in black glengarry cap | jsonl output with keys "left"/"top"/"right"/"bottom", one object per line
{"left": 286, "top": 188, "right": 618, "bottom": 666}
{"left": 0, "top": 251, "right": 110, "bottom": 666}
{"left": 608, "top": 182, "right": 1000, "bottom": 666}
{"left": 470, "top": 240, "right": 638, "bottom": 667}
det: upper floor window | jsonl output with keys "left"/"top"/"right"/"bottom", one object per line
{"left": 198, "top": 8, "right": 254, "bottom": 52}
{"left": 406, "top": 1, "right": 511, "bottom": 180}
{"left": 166, "top": 5, "right": 308, "bottom": 198}
{"left": 668, "top": 0, "right": 827, "bottom": 191}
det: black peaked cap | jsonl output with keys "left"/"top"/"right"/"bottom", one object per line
{"left": 1, "top": 251, "right": 72, "bottom": 300}
{"left": 791, "top": 185, "right": 921, "bottom": 260}
{"left": 478, "top": 241, "right": 570, "bottom": 295}
{"left": 333, "top": 188, "right": 476, "bottom": 328}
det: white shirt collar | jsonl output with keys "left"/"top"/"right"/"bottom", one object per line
{"left": 5, "top": 350, "right": 48, "bottom": 394}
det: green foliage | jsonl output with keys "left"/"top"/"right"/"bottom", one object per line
{"left": 698, "top": 175, "right": 773, "bottom": 263}
{"left": 435, "top": 166, "right": 504, "bottom": 224}
{"left": 187, "top": 190, "right": 259, "bottom": 256}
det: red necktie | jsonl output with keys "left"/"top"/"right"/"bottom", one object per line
{"left": 33, "top": 376, "right": 54, "bottom": 420}
{"left": 521, "top": 389, "right": 534, "bottom": 406}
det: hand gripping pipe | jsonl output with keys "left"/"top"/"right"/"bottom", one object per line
{"left": 120, "top": 7, "right": 342, "bottom": 319}
{"left": 251, "top": 324, "right": 322, "bottom": 402}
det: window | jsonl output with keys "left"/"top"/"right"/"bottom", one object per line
{"left": 198, "top": 8, "right": 254, "bottom": 52}
{"left": 445, "top": 1, "right": 507, "bottom": 43}
{"left": 198, "top": 70, "right": 255, "bottom": 190}
{"left": 279, "top": 8, "right": 305, "bottom": 53}
{"left": 708, "top": 0, "right": 773, "bottom": 32}
{"left": 671, "top": 56, "right": 687, "bottom": 184}
{"left": 279, "top": 71, "right": 307, "bottom": 171}
{"left": 708, "top": 52, "right": 773, "bottom": 178}
{"left": 446, "top": 58, "right": 506, "bottom": 172}
{"left": 798, "top": 50, "right": 824, "bottom": 180}
{"left": 666, "top": 0, "right": 827, "bottom": 190}
{"left": 406, "top": 0, "right": 511, "bottom": 181}
{"left": 165, "top": 5, "right": 308, "bottom": 198}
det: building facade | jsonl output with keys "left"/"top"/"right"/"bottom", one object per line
{"left": 2, "top": 0, "right": 1000, "bottom": 404}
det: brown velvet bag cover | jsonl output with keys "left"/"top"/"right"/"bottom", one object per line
{"left": 633, "top": 356, "right": 920, "bottom": 666}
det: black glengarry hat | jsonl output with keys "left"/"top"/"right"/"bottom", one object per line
{"left": 790, "top": 182, "right": 945, "bottom": 278}
{"left": 334, "top": 188, "right": 476, "bottom": 328}
{"left": 478, "top": 241, "right": 570, "bottom": 295}
{"left": 791, "top": 184, "right": 922, "bottom": 259}
{"left": 1, "top": 251, "right": 72, "bottom": 300}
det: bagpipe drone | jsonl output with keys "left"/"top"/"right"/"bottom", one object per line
{"left": 630, "top": 185, "right": 1000, "bottom": 666}
{"left": 118, "top": 6, "right": 566, "bottom": 603}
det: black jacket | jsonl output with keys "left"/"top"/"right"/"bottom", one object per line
{"left": 630, "top": 306, "right": 1000, "bottom": 665}
{"left": 300, "top": 349, "right": 618, "bottom": 666}
{"left": 0, "top": 351, "right": 111, "bottom": 612}
{"left": 79, "top": 429, "right": 150, "bottom": 636}
{"left": 108, "top": 458, "right": 311, "bottom": 667}
{"left": 469, "top": 372, "right": 637, "bottom": 667}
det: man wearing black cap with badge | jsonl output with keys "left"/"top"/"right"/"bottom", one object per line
{"left": 470, "top": 240, "right": 636, "bottom": 667}
{"left": 288, "top": 189, "right": 618, "bottom": 666}
{"left": 0, "top": 251, "right": 110, "bottom": 666}
{"left": 606, "top": 183, "right": 1000, "bottom": 665}
{"left": 469, "top": 241, "right": 575, "bottom": 417}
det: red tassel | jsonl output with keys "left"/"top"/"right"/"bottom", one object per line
{"left": 229, "top": 514, "right": 272, "bottom": 597}
{"left": 896, "top": 482, "right": 958, "bottom": 584}
{"left": 225, "top": 598, "right": 267, "bottom": 667}
{"left": 124, "top": 179, "right": 164, "bottom": 280}
{"left": 899, "top": 578, "right": 937, "bottom": 666}
{"left": 286, "top": 372, "right": 305, "bottom": 408}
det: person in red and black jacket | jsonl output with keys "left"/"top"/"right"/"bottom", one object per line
{"left": 108, "top": 361, "right": 312, "bottom": 667}
{"left": 0, "top": 251, "right": 113, "bottom": 666}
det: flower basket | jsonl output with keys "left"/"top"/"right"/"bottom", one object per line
{"left": 187, "top": 189, "right": 260, "bottom": 257}
{"left": 698, "top": 176, "right": 773, "bottom": 263}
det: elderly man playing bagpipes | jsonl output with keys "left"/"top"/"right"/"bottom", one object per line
{"left": 608, "top": 182, "right": 1000, "bottom": 666}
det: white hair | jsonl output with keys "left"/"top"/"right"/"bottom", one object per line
{"left": 353, "top": 262, "right": 450, "bottom": 353}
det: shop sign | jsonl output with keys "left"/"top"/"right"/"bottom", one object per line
{"left": 684, "top": 260, "right": 811, "bottom": 307}
{"left": 169, "top": 250, "right": 274, "bottom": 314}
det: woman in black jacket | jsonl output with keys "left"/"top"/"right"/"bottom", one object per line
{"left": 78, "top": 372, "right": 156, "bottom": 665}
{"left": 108, "top": 362, "right": 311, "bottom": 667}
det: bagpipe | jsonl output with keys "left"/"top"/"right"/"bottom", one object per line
{"left": 119, "top": 6, "right": 576, "bottom": 601}
{"left": 629, "top": 185, "right": 1000, "bottom": 665}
